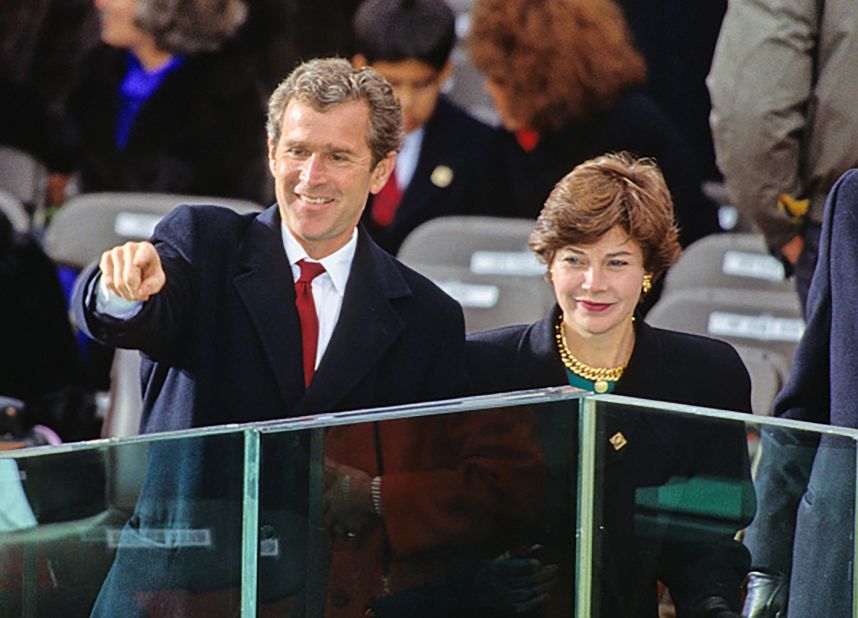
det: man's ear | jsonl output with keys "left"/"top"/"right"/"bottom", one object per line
{"left": 352, "top": 54, "right": 368, "bottom": 69}
{"left": 267, "top": 138, "right": 277, "bottom": 177}
{"left": 369, "top": 151, "right": 397, "bottom": 194}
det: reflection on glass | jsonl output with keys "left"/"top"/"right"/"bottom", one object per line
{"left": 589, "top": 402, "right": 756, "bottom": 617}
{"left": 743, "top": 426, "right": 856, "bottom": 617}
{"left": 6, "top": 393, "right": 852, "bottom": 617}
{"left": 87, "top": 433, "right": 246, "bottom": 617}
{"left": 262, "top": 404, "right": 550, "bottom": 617}
{"left": 0, "top": 445, "right": 112, "bottom": 615}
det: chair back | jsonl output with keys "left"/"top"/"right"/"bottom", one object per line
{"left": 0, "top": 188, "right": 29, "bottom": 232}
{"left": 732, "top": 345, "right": 791, "bottom": 416}
{"left": 663, "top": 233, "right": 795, "bottom": 297}
{"left": 406, "top": 262, "right": 555, "bottom": 333}
{"left": 0, "top": 146, "right": 46, "bottom": 216}
{"left": 44, "top": 192, "right": 262, "bottom": 268}
{"left": 398, "top": 216, "right": 540, "bottom": 272}
{"left": 646, "top": 287, "right": 804, "bottom": 362}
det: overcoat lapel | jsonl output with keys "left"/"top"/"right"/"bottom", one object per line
{"left": 522, "top": 311, "right": 568, "bottom": 388}
{"left": 296, "top": 228, "right": 410, "bottom": 414}
{"left": 614, "top": 319, "right": 667, "bottom": 400}
{"left": 233, "top": 206, "right": 305, "bottom": 412}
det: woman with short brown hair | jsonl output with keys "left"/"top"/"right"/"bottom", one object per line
{"left": 467, "top": 153, "right": 754, "bottom": 617}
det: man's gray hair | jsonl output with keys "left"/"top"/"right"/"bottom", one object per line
{"left": 267, "top": 58, "right": 403, "bottom": 166}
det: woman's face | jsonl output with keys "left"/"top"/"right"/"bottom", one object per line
{"left": 94, "top": 0, "right": 148, "bottom": 49}
{"left": 549, "top": 225, "right": 647, "bottom": 339}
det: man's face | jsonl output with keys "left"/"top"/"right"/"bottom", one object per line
{"left": 268, "top": 99, "right": 395, "bottom": 259}
{"left": 357, "top": 57, "right": 451, "bottom": 134}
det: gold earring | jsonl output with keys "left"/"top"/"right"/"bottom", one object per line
{"left": 641, "top": 274, "right": 653, "bottom": 294}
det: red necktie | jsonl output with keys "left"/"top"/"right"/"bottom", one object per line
{"left": 371, "top": 173, "right": 402, "bottom": 227}
{"left": 295, "top": 259, "right": 326, "bottom": 387}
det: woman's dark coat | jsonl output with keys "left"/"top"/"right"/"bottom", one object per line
{"left": 466, "top": 312, "right": 755, "bottom": 616}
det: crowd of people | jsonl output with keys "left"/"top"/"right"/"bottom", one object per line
{"left": 1, "top": 0, "right": 855, "bottom": 616}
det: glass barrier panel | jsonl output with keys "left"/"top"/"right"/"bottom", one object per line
{"left": 0, "top": 427, "right": 250, "bottom": 617}
{"left": 744, "top": 421, "right": 857, "bottom": 618}
{"left": 257, "top": 393, "right": 583, "bottom": 617}
{"left": 587, "top": 397, "right": 858, "bottom": 618}
{"left": 6, "top": 386, "right": 852, "bottom": 618}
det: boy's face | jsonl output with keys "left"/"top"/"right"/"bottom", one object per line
{"left": 355, "top": 56, "right": 452, "bottom": 134}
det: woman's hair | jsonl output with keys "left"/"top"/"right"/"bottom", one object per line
{"left": 136, "top": 0, "right": 247, "bottom": 55}
{"left": 529, "top": 152, "right": 681, "bottom": 278}
{"left": 468, "top": 0, "right": 646, "bottom": 131}
{"left": 266, "top": 58, "right": 403, "bottom": 167}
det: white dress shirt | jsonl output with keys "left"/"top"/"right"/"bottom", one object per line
{"left": 282, "top": 226, "right": 357, "bottom": 368}
{"left": 96, "top": 222, "right": 359, "bottom": 370}
{"left": 393, "top": 125, "right": 424, "bottom": 191}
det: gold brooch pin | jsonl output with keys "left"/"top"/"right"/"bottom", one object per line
{"left": 609, "top": 432, "right": 628, "bottom": 451}
{"left": 431, "top": 165, "right": 454, "bottom": 188}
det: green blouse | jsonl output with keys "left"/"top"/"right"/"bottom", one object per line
{"left": 564, "top": 367, "right": 618, "bottom": 394}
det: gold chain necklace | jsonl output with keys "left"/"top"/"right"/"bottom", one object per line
{"left": 554, "top": 318, "right": 626, "bottom": 393}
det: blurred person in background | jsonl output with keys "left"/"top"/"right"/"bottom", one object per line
{"left": 708, "top": 0, "right": 858, "bottom": 314}
{"left": 0, "top": 210, "right": 96, "bottom": 443}
{"left": 709, "top": 3, "right": 858, "bottom": 613}
{"left": 52, "top": 0, "right": 269, "bottom": 206}
{"left": 468, "top": 0, "right": 720, "bottom": 251}
{"left": 352, "top": 0, "right": 496, "bottom": 255}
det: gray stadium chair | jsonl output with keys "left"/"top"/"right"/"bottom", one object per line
{"left": 646, "top": 287, "right": 804, "bottom": 362}
{"left": 405, "top": 262, "right": 555, "bottom": 333}
{"left": 0, "top": 146, "right": 47, "bottom": 219}
{"left": 398, "top": 216, "right": 554, "bottom": 332}
{"left": 0, "top": 188, "right": 29, "bottom": 232}
{"left": 663, "top": 233, "right": 795, "bottom": 297}
{"left": 43, "top": 192, "right": 262, "bottom": 269}
{"left": 732, "top": 345, "right": 790, "bottom": 417}
{"left": 398, "top": 216, "right": 540, "bottom": 272}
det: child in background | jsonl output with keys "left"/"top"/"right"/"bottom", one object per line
{"left": 353, "top": 0, "right": 496, "bottom": 255}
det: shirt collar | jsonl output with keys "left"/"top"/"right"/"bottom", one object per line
{"left": 281, "top": 224, "right": 357, "bottom": 297}
{"left": 395, "top": 125, "right": 425, "bottom": 189}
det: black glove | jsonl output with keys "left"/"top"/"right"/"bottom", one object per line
{"left": 742, "top": 570, "right": 788, "bottom": 618}
{"left": 690, "top": 595, "right": 739, "bottom": 618}
{"left": 468, "top": 545, "right": 559, "bottom": 614}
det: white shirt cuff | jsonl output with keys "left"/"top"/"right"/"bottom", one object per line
{"left": 95, "top": 276, "right": 143, "bottom": 320}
